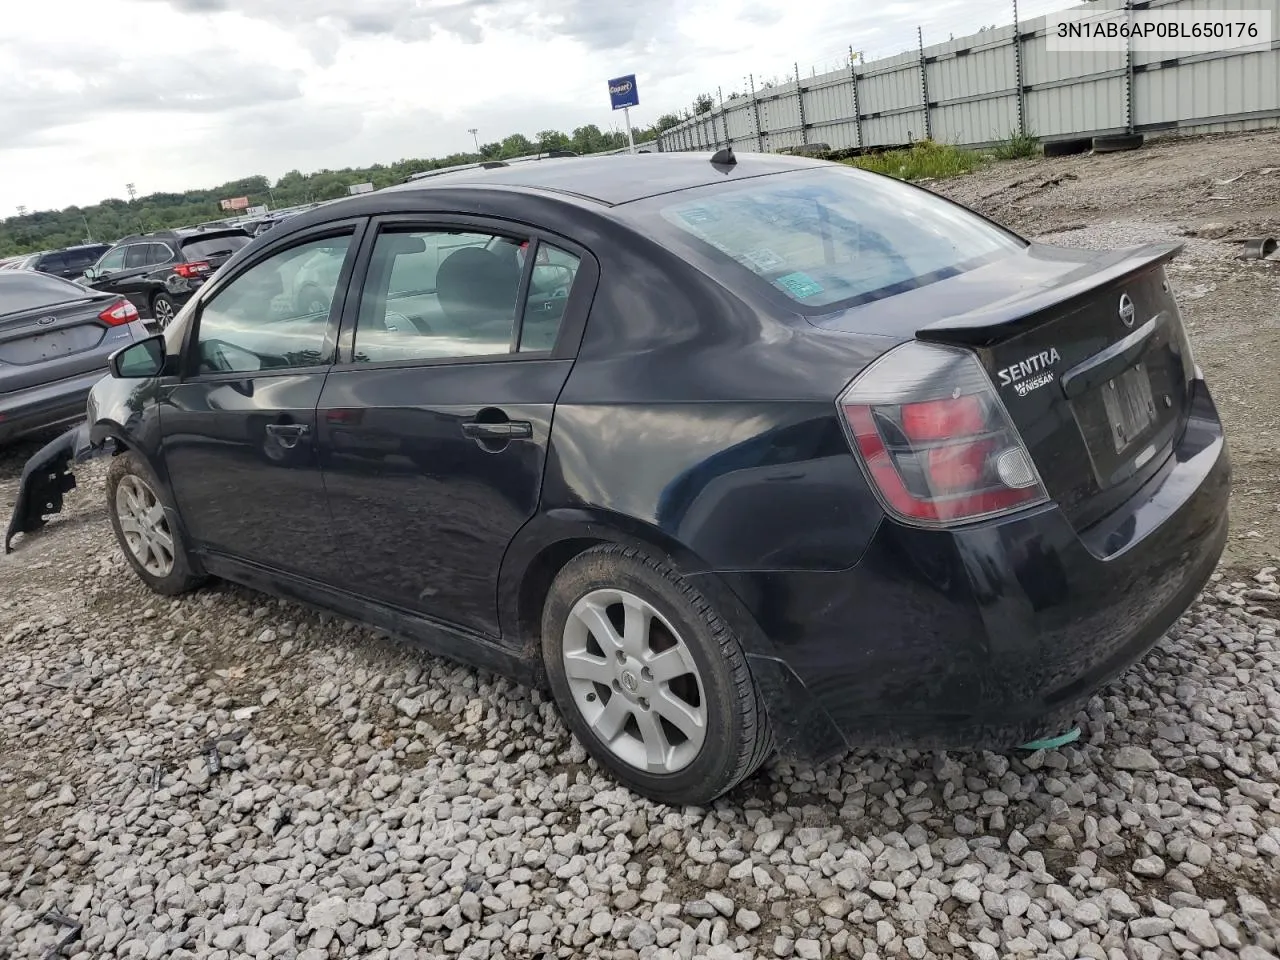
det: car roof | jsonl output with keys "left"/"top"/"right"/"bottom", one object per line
{"left": 381, "top": 151, "right": 828, "bottom": 207}
{"left": 42, "top": 243, "right": 109, "bottom": 255}
{"left": 116, "top": 226, "right": 252, "bottom": 244}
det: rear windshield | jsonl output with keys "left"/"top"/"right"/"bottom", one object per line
{"left": 640, "top": 166, "right": 1024, "bottom": 310}
{"left": 0, "top": 273, "right": 92, "bottom": 315}
{"left": 180, "top": 233, "right": 253, "bottom": 260}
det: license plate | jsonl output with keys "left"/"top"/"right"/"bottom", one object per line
{"left": 1101, "top": 363, "right": 1157, "bottom": 453}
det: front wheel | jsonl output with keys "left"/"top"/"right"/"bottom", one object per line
{"left": 107, "top": 452, "right": 204, "bottom": 595}
{"left": 541, "top": 544, "right": 773, "bottom": 805}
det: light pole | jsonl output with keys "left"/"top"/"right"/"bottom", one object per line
{"left": 468, "top": 128, "right": 479, "bottom": 151}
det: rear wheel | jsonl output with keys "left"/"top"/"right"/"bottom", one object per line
{"left": 151, "top": 293, "right": 176, "bottom": 329}
{"left": 107, "top": 452, "right": 203, "bottom": 595}
{"left": 541, "top": 544, "right": 773, "bottom": 805}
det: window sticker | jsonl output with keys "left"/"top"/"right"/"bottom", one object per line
{"left": 773, "top": 271, "right": 824, "bottom": 299}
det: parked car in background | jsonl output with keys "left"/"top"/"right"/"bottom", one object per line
{"left": 0, "top": 253, "right": 45, "bottom": 271}
{"left": 81, "top": 227, "right": 253, "bottom": 328}
{"left": 10, "top": 243, "right": 113, "bottom": 280}
{"left": 0, "top": 272, "right": 147, "bottom": 444}
{"left": 6, "top": 153, "right": 1230, "bottom": 805}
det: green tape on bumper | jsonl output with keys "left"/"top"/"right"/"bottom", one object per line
{"left": 1018, "top": 727, "right": 1081, "bottom": 751}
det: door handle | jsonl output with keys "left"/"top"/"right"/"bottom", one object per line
{"left": 265, "top": 422, "right": 311, "bottom": 449}
{"left": 461, "top": 420, "right": 533, "bottom": 440}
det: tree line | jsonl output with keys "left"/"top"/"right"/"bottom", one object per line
{"left": 0, "top": 114, "right": 701, "bottom": 257}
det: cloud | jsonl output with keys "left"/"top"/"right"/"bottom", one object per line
{"left": 140, "top": 0, "right": 682, "bottom": 53}
{"left": 0, "top": 34, "right": 302, "bottom": 147}
{"left": 0, "top": 0, "right": 1083, "bottom": 214}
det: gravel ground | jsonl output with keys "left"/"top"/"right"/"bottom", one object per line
{"left": 2, "top": 132, "right": 1280, "bottom": 960}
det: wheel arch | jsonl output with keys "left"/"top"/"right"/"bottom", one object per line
{"left": 498, "top": 506, "right": 782, "bottom": 674}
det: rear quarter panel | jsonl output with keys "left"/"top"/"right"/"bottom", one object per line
{"left": 524, "top": 231, "right": 894, "bottom": 574}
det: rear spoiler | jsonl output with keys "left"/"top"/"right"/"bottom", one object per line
{"left": 916, "top": 241, "right": 1183, "bottom": 348}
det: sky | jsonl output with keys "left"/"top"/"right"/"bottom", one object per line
{"left": 0, "top": 0, "right": 1074, "bottom": 215}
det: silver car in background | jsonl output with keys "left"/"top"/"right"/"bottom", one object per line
{"left": 0, "top": 272, "right": 149, "bottom": 445}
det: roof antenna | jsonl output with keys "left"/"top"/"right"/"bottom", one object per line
{"left": 710, "top": 146, "right": 736, "bottom": 166}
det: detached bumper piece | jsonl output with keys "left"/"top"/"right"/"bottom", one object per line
{"left": 4, "top": 422, "right": 98, "bottom": 554}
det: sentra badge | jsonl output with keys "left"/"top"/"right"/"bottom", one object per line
{"left": 997, "top": 348, "right": 1061, "bottom": 397}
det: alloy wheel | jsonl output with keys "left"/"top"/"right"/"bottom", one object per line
{"left": 561, "top": 588, "right": 707, "bottom": 773}
{"left": 115, "top": 474, "right": 175, "bottom": 577}
{"left": 153, "top": 298, "right": 175, "bottom": 328}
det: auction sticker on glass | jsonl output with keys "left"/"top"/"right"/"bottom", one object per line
{"left": 1047, "top": 7, "right": 1272, "bottom": 53}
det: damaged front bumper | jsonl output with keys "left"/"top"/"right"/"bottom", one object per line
{"left": 4, "top": 422, "right": 108, "bottom": 553}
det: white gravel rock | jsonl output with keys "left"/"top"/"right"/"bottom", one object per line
{"left": 1, "top": 447, "right": 1278, "bottom": 960}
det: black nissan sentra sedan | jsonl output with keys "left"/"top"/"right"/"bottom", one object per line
{"left": 6, "top": 151, "right": 1229, "bottom": 805}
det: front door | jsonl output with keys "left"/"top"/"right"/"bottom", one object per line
{"left": 160, "top": 225, "right": 363, "bottom": 581}
{"left": 87, "top": 245, "right": 128, "bottom": 295}
{"left": 115, "top": 243, "right": 159, "bottom": 312}
{"left": 316, "top": 220, "right": 595, "bottom": 637}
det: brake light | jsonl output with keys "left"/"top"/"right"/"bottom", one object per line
{"left": 174, "top": 261, "right": 209, "bottom": 278}
{"left": 838, "top": 341, "right": 1047, "bottom": 525}
{"left": 98, "top": 299, "right": 139, "bottom": 326}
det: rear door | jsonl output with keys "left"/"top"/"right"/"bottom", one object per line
{"left": 160, "top": 221, "right": 364, "bottom": 581}
{"left": 316, "top": 216, "right": 597, "bottom": 637}
{"left": 0, "top": 273, "right": 133, "bottom": 393}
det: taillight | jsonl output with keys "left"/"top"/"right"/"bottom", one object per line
{"left": 98, "top": 299, "right": 139, "bottom": 326}
{"left": 838, "top": 341, "right": 1048, "bottom": 525}
{"left": 174, "top": 261, "right": 209, "bottom": 278}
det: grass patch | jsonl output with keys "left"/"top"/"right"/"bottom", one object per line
{"left": 844, "top": 140, "right": 984, "bottom": 181}
{"left": 844, "top": 132, "right": 1040, "bottom": 182}
{"left": 990, "top": 129, "right": 1040, "bottom": 160}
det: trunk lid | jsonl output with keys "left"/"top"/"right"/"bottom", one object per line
{"left": 917, "top": 242, "right": 1192, "bottom": 530}
{"left": 179, "top": 231, "right": 253, "bottom": 274}
{"left": 815, "top": 242, "right": 1195, "bottom": 530}
{"left": 0, "top": 295, "right": 117, "bottom": 393}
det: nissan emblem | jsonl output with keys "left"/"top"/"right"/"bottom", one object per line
{"left": 1118, "top": 293, "right": 1136, "bottom": 328}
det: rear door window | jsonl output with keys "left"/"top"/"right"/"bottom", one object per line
{"left": 640, "top": 166, "right": 1024, "bottom": 311}
{"left": 124, "top": 245, "right": 148, "bottom": 269}
{"left": 63, "top": 249, "right": 102, "bottom": 272}
{"left": 350, "top": 229, "right": 582, "bottom": 363}
{"left": 35, "top": 253, "right": 66, "bottom": 274}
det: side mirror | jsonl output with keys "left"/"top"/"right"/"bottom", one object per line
{"left": 109, "top": 335, "right": 165, "bottom": 379}
{"left": 83, "top": 267, "right": 99, "bottom": 281}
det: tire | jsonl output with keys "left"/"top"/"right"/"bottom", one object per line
{"left": 151, "top": 293, "right": 177, "bottom": 329}
{"left": 106, "top": 451, "right": 204, "bottom": 596}
{"left": 1092, "top": 133, "right": 1144, "bottom": 154}
{"left": 1043, "top": 137, "right": 1092, "bottom": 158}
{"left": 541, "top": 544, "right": 773, "bottom": 805}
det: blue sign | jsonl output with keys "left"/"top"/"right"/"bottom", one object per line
{"left": 608, "top": 75, "right": 639, "bottom": 110}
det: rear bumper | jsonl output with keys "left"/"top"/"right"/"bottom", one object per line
{"left": 699, "top": 379, "right": 1230, "bottom": 759}
{"left": 0, "top": 367, "right": 109, "bottom": 444}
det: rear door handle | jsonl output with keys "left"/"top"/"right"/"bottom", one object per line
{"left": 265, "top": 423, "right": 311, "bottom": 448}
{"left": 461, "top": 420, "right": 533, "bottom": 440}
